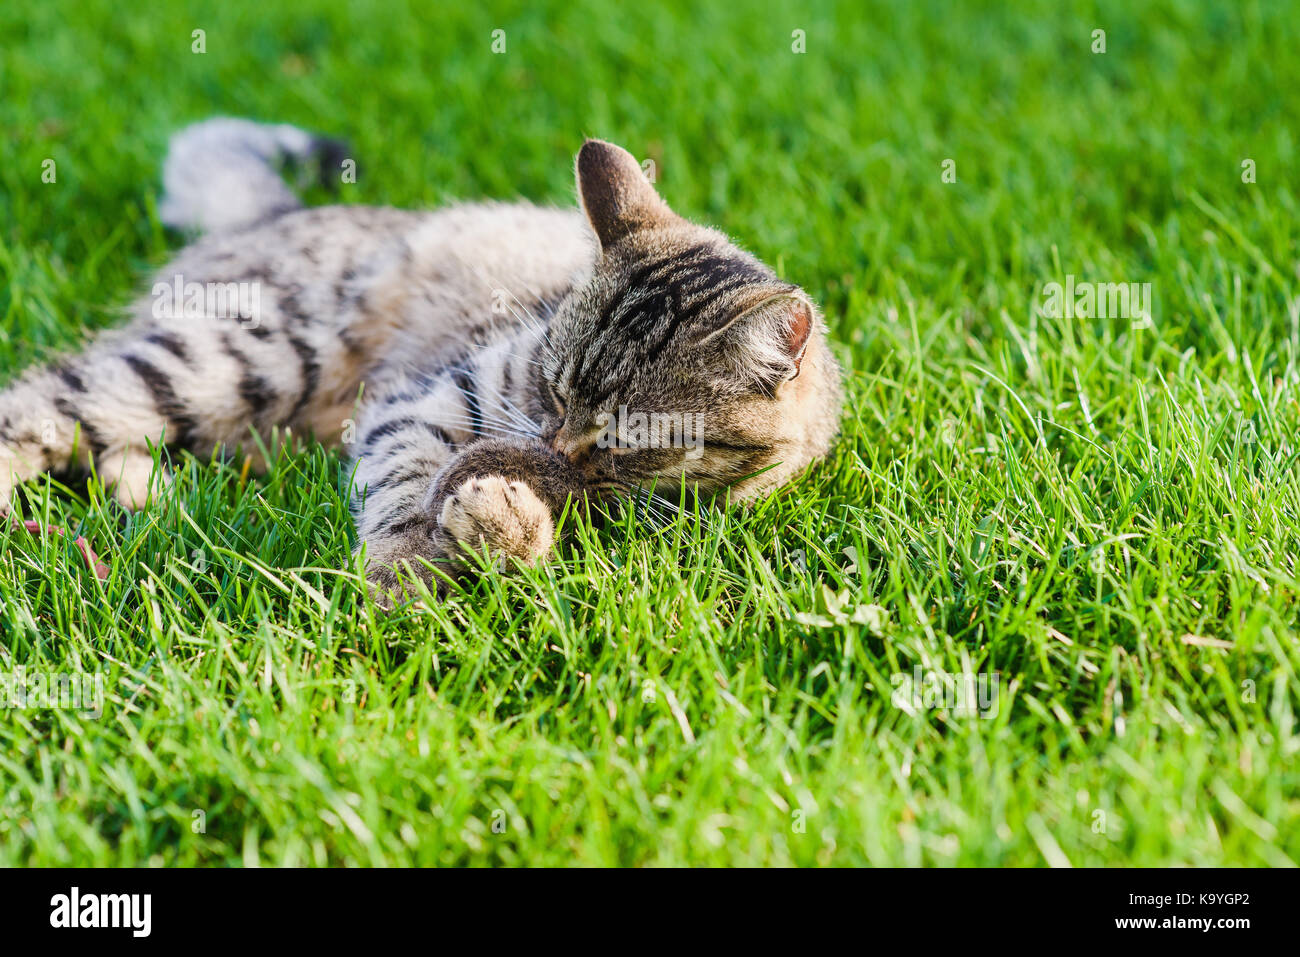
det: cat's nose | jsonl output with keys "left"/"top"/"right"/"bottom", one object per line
{"left": 552, "top": 434, "right": 580, "bottom": 460}
{"left": 552, "top": 433, "right": 593, "bottom": 467}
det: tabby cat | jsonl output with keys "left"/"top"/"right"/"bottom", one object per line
{"left": 0, "top": 119, "right": 843, "bottom": 600}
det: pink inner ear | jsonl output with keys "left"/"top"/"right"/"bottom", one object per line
{"left": 788, "top": 300, "right": 813, "bottom": 371}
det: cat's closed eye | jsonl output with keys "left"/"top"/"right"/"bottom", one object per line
{"left": 546, "top": 381, "right": 567, "bottom": 416}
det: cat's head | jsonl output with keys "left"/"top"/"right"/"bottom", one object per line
{"left": 539, "top": 139, "right": 842, "bottom": 502}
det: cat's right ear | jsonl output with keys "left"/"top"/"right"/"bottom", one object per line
{"left": 576, "top": 139, "right": 675, "bottom": 249}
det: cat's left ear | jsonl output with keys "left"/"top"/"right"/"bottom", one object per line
{"left": 693, "top": 289, "right": 816, "bottom": 381}
{"left": 576, "top": 139, "right": 676, "bottom": 249}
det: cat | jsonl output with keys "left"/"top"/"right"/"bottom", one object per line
{"left": 0, "top": 118, "right": 843, "bottom": 601}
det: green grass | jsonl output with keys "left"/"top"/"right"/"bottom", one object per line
{"left": 1, "top": 0, "right": 1298, "bottom": 866}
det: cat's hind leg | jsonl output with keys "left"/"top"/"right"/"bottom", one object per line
{"left": 0, "top": 346, "right": 184, "bottom": 510}
{"left": 0, "top": 307, "right": 298, "bottom": 510}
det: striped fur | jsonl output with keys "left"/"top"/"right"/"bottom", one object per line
{"left": 0, "top": 122, "right": 842, "bottom": 601}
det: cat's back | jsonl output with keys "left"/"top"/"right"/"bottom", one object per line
{"left": 161, "top": 200, "right": 593, "bottom": 321}
{"left": 397, "top": 200, "right": 595, "bottom": 293}
{"left": 163, "top": 204, "right": 426, "bottom": 282}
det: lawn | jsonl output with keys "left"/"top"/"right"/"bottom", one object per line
{"left": 1, "top": 0, "right": 1297, "bottom": 866}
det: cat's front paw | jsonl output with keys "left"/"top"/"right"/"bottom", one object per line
{"left": 361, "top": 518, "right": 447, "bottom": 607}
{"left": 438, "top": 475, "right": 554, "bottom": 570}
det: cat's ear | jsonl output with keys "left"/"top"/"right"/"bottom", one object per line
{"left": 576, "top": 139, "right": 675, "bottom": 249}
{"left": 693, "top": 289, "right": 816, "bottom": 381}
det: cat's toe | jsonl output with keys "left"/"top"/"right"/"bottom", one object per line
{"left": 439, "top": 474, "right": 553, "bottom": 568}
{"left": 0, "top": 448, "right": 23, "bottom": 515}
{"left": 99, "top": 449, "right": 164, "bottom": 509}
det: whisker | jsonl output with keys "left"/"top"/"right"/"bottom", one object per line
{"left": 377, "top": 391, "right": 539, "bottom": 434}
{"left": 493, "top": 392, "right": 540, "bottom": 431}
{"left": 458, "top": 336, "right": 545, "bottom": 370}
{"left": 473, "top": 268, "right": 559, "bottom": 352}
{"left": 429, "top": 414, "right": 541, "bottom": 440}
{"left": 442, "top": 381, "right": 542, "bottom": 437}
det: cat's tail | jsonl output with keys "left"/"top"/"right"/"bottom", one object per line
{"left": 158, "top": 117, "right": 349, "bottom": 234}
